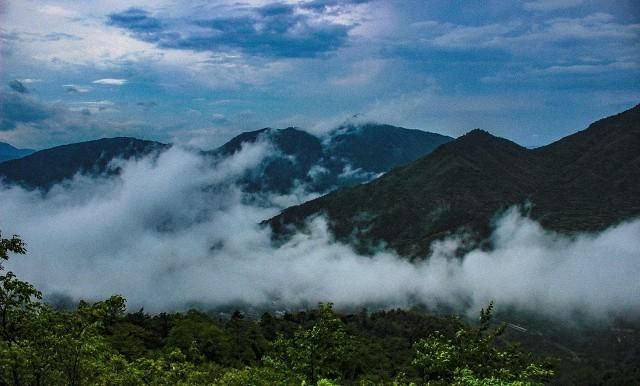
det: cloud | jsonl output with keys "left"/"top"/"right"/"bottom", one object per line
{"left": 16, "top": 79, "right": 41, "bottom": 84}
{"left": 107, "top": 2, "right": 360, "bottom": 58}
{"left": 523, "top": 0, "right": 586, "bottom": 12}
{"left": 69, "top": 100, "right": 116, "bottom": 114}
{"left": 63, "top": 84, "right": 91, "bottom": 93}
{"left": 136, "top": 101, "right": 158, "bottom": 110}
{"left": 106, "top": 7, "right": 162, "bottom": 33}
{"left": 0, "top": 91, "right": 57, "bottom": 131}
{"left": 0, "top": 146, "right": 637, "bottom": 321}
{"left": 0, "top": 90, "right": 156, "bottom": 148}
{"left": 409, "top": 13, "right": 640, "bottom": 58}
{"left": 38, "top": 4, "right": 78, "bottom": 18}
{"left": 8, "top": 80, "right": 28, "bottom": 94}
{"left": 92, "top": 78, "right": 128, "bottom": 85}
{"left": 210, "top": 113, "right": 230, "bottom": 125}
{"left": 538, "top": 61, "right": 640, "bottom": 74}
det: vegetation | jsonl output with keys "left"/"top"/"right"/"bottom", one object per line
{"left": 270, "top": 104, "right": 640, "bottom": 257}
{"left": 2, "top": 230, "right": 638, "bottom": 385}
{"left": 0, "top": 231, "right": 560, "bottom": 385}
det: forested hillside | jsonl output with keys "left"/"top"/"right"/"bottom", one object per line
{"left": 269, "top": 105, "right": 640, "bottom": 257}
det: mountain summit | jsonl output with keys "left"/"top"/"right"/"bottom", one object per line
{"left": 210, "top": 124, "right": 453, "bottom": 194}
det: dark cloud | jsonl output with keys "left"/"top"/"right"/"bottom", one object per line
{"left": 8, "top": 80, "right": 28, "bottom": 94}
{"left": 107, "top": 8, "right": 162, "bottom": 33}
{"left": 0, "top": 92, "right": 56, "bottom": 131}
{"left": 64, "top": 85, "right": 80, "bottom": 93}
{"left": 136, "top": 101, "right": 158, "bottom": 110}
{"left": 0, "top": 91, "right": 158, "bottom": 147}
{"left": 301, "top": 0, "right": 371, "bottom": 11}
{"left": 107, "top": 2, "right": 354, "bottom": 58}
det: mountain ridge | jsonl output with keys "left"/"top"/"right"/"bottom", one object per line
{"left": 268, "top": 104, "right": 640, "bottom": 257}
{"left": 210, "top": 124, "right": 454, "bottom": 194}
{"left": 0, "top": 137, "right": 168, "bottom": 190}
{"left": 0, "top": 141, "right": 34, "bottom": 163}
{"left": 0, "top": 124, "right": 454, "bottom": 194}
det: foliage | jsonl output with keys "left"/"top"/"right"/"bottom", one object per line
{"left": 5, "top": 229, "right": 638, "bottom": 385}
{"left": 266, "top": 303, "right": 351, "bottom": 384}
{"left": 412, "top": 303, "right": 554, "bottom": 385}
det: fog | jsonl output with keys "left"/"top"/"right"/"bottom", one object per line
{"left": 1, "top": 145, "right": 638, "bottom": 320}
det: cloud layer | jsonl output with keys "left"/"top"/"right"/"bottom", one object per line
{"left": 1, "top": 146, "right": 638, "bottom": 321}
{"left": 1, "top": 1, "right": 637, "bottom": 149}
{"left": 108, "top": 2, "right": 355, "bottom": 58}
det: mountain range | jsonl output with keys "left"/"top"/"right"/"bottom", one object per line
{"left": 268, "top": 104, "right": 640, "bottom": 257}
{"left": 2, "top": 105, "right": 638, "bottom": 259}
{"left": 0, "top": 142, "right": 34, "bottom": 163}
{"left": 0, "top": 124, "right": 453, "bottom": 193}
{"left": 0, "top": 137, "right": 168, "bottom": 190}
{"left": 213, "top": 124, "right": 453, "bottom": 194}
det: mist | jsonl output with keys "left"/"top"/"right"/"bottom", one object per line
{"left": 0, "top": 145, "right": 638, "bottom": 321}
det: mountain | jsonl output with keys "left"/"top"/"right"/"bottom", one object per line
{"left": 0, "top": 137, "right": 168, "bottom": 190}
{"left": 212, "top": 124, "right": 454, "bottom": 194}
{"left": 212, "top": 127, "right": 325, "bottom": 194}
{"left": 0, "top": 142, "right": 34, "bottom": 162}
{"left": 268, "top": 104, "right": 640, "bottom": 257}
{"left": 327, "top": 123, "right": 453, "bottom": 173}
{"left": 0, "top": 124, "right": 452, "bottom": 194}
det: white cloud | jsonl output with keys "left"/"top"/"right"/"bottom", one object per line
{"left": 92, "top": 78, "right": 127, "bottom": 85}
{"left": 523, "top": 0, "right": 586, "bottom": 12}
{"left": 539, "top": 61, "right": 640, "bottom": 74}
{"left": 329, "top": 59, "right": 387, "bottom": 87}
{"left": 410, "top": 13, "right": 640, "bottom": 57}
{"left": 38, "top": 4, "right": 78, "bottom": 18}
{"left": 1, "top": 147, "right": 638, "bottom": 320}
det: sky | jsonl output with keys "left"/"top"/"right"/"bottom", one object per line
{"left": 0, "top": 0, "right": 639, "bottom": 149}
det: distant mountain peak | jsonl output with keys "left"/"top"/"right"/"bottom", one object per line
{"left": 0, "top": 141, "right": 35, "bottom": 163}
{"left": 462, "top": 128, "right": 492, "bottom": 137}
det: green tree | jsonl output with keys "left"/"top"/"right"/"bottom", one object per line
{"left": 166, "top": 310, "right": 231, "bottom": 364}
{"left": 412, "top": 302, "right": 553, "bottom": 385}
{"left": 267, "top": 303, "right": 351, "bottom": 384}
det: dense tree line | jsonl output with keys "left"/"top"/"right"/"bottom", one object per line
{"left": 0, "top": 231, "right": 556, "bottom": 385}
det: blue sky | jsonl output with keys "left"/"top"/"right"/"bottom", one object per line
{"left": 0, "top": 0, "right": 638, "bottom": 149}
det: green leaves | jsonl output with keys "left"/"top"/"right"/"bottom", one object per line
{"left": 411, "top": 302, "right": 554, "bottom": 385}
{"left": 266, "top": 303, "right": 352, "bottom": 384}
{"left": 0, "top": 231, "right": 26, "bottom": 272}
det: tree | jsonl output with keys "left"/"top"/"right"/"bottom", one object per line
{"left": 412, "top": 302, "right": 554, "bottom": 385}
{"left": 267, "top": 303, "right": 352, "bottom": 384}
{"left": 166, "top": 310, "right": 231, "bottom": 364}
{"left": 0, "top": 231, "right": 26, "bottom": 268}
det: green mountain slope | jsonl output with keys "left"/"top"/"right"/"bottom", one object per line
{"left": 268, "top": 104, "right": 640, "bottom": 257}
